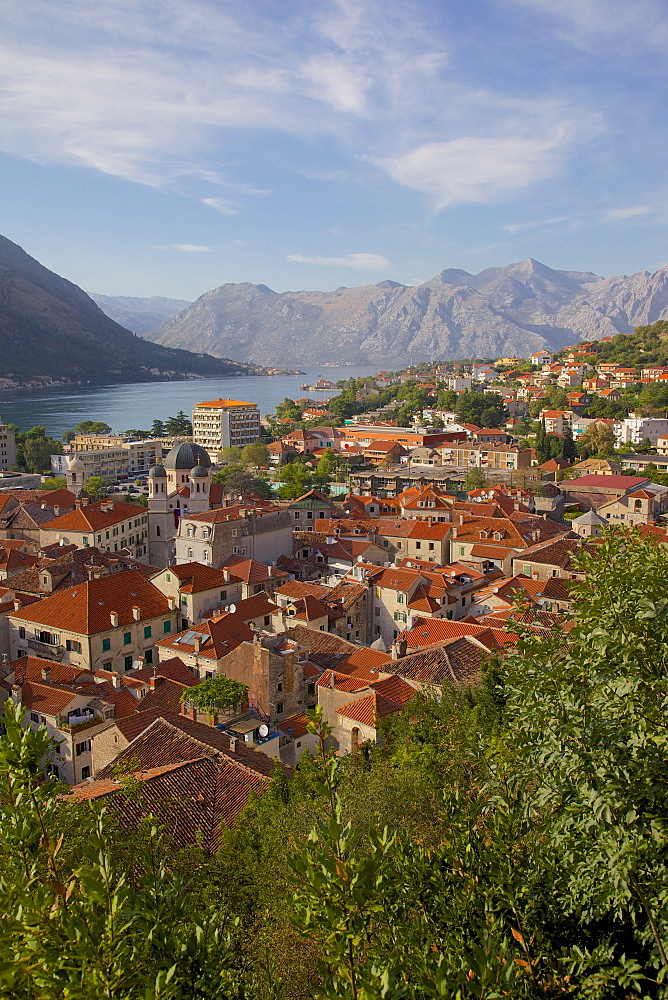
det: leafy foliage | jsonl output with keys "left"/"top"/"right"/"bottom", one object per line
{"left": 181, "top": 675, "right": 248, "bottom": 715}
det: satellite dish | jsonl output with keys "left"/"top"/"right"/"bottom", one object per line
{"left": 258, "top": 724, "right": 269, "bottom": 738}
{"left": 228, "top": 603, "right": 237, "bottom": 614}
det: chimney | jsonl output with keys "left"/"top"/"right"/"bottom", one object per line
{"left": 193, "top": 634, "right": 202, "bottom": 653}
{"left": 223, "top": 568, "right": 230, "bottom": 583}
{"left": 41, "top": 503, "right": 47, "bottom": 510}
{"left": 54, "top": 505, "right": 60, "bottom": 517}
{"left": 267, "top": 566, "right": 273, "bottom": 578}
{"left": 111, "top": 672, "right": 121, "bottom": 690}
{"left": 10, "top": 683, "right": 21, "bottom": 704}
{"left": 329, "top": 671, "right": 335, "bottom": 688}
{"left": 132, "top": 606, "right": 141, "bottom": 621}
{"left": 41, "top": 666, "right": 50, "bottom": 682}
{"left": 228, "top": 735, "right": 237, "bottom": 752}
{"left": 110, "top": 611, "right": 118, "bottom": 627}
{"left": 391, "top": 638, "right": 407, "bottom": 660}
{"left": 168, "top": 596, "right": 176, "bottom": 611}
{"left": 149, "top": 675, "right": 162, "bottom": 689}
{"left": 13, "top": 599, "right": 21, "bottom": 611}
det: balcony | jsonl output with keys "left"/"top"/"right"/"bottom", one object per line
{"left": 27, "top": 638, "right": 65, "bottom": 660}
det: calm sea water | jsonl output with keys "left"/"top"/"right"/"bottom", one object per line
{"left": 0, "top": 365, "right": 378, "bottom": 438}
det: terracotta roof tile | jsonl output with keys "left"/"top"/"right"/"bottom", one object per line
{"left": 10, "top": 570, "right": 172, "bottom": 634}
{"left": 40, "top": 500, "right": 147, "bottom": 532}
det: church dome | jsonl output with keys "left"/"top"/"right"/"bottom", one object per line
{"left": 190, "top": 464, "right": 209, "bottom": 478}
{"left": 148, "top": 464, "right": 167, "bottom": 478}
{"left": 68, "top": 455, "right": 84, "bottom": 471}
{"left": 163, "top": 442, "right": 211, "bottom": 471}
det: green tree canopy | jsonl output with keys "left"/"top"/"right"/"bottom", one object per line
{"left": 181, "top": 675, "right": 248, "bottom": 715}
{"left": 74, "top": 420, "right": 113, "bottom": 435}
{"left": 84, "top": 475, "right": 110, "bottom": 501}
{"left": 39, "top": 476, "right": 67, "bottom": 491}
{"left": 241, "top": 442, "right": 269, "bottom": 468}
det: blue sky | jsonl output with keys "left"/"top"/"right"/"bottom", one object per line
{"left": 1, "top": 0, "right": 667, "bottom": 300}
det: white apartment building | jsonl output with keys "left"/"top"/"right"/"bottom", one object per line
{"left": 615, "top": 417, "right": 668, "bottom": 447}
{"left": 192, "top": 398, "right": 261, "bottom": 459}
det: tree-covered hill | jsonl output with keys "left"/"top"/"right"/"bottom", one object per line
{"left": 0, "top": 234, "right": 250, "bottom": 382}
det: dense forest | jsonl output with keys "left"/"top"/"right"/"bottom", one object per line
{"left": 1, "top": 529, "right": 667, "bottom": 998}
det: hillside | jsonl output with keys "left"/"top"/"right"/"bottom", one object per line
{"left": 146, "top": 258, "right": 668, "bottom": 366}
{"left": 90, "top": 293, "right": 191, "bottom": 335}
{"left": 0, "top": 235, "right": 248, "bottom": 382}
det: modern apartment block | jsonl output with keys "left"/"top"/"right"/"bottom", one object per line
{"left": 192, "top": 398, "right": 261, "bottom": 459}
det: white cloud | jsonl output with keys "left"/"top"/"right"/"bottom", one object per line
{"left": 287, "top": 252, "right": 391, "bottom": 271}
{"left": 0, "top": 0, "right": 608, "bottom": 213}
{"left": 377, "top": 126, "right": 577, "bottom": 208}
{"left": 202, "top": 198, "right": 238, "bottom": 216}
{"left": 599, "top": 205, "right": 653, "bottom": 223}
{"left": 157, "top": 244, "right": 213, "bottom": 253}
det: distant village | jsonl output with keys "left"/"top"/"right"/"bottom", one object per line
{"left": 0, "top": 331, "right": 667, "bottom": 851}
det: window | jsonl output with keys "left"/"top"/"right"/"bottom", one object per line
{"left": 166, "top": 572, "right": 171, "bottom": 582}
{"left": 81, "top": 766, "right": 91, "bottom": 780}
{"left": 123, "top": 631, "right": 131, "bottom": 645}
{"left": 428, "top": 543, "right": 435, "bottom": 551}
{"left": 277, "top": 682, "right": 283, "bottom": 692}
{"left": 82, "top": 536, "right": 88, "bottom": 546}
{"left": 30, "top": 712, "right": 39, "bottom": 723}
{"left": 18, "top": 627, "right": 25, "bottom": 639}
{"left": 124, "top": 655, "right": 133, "bottom": 671}
{"left": 145, "top": 648, "right": 153, "bottom": 664}
{"left": 220, "top": 590, "right": 227, "bottom": 601}
{"left": 102, "top": 661, "right": 112, "bottom": 670}
{"left": 459, "top": 546, "right": 465, "bottom": 556}
{"left": 397, "top": 593, "right": 404, "bottom": 604}
{"left": 144, "top": 625, "right": 152, "bottom": 639}
{"left": 415, "top": 541, "right": 421, "bottom": 550}
{"left": 75, "top": 740, "right": 91, "bottom": 756}
{"left": 163, "top": 620, "right": 171, "bottom": 634}
{"left": 102, "top": 637, "right": 111, "bottom": 652}
{"left": 276, "top": 702, "right": 284, "bottom": 714}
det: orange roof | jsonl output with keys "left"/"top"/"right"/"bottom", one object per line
{"left": 10, "top": 570, "right": 172, "bottom": 634}
{"left": 337, "top": 690, "right": 402, "bottom": 727}
{"left": 41, "top": 500, "right": 147, "bottom": 533}
{"left": 193, "top": 398, "right": 256, "bottom": 408}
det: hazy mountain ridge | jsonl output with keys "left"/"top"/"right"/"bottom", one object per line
{"left": 146, "top": 258, "right": 668, "bottom": 364}
{"left": 90, "top": 293, "right": 191, "bottom": 336}
{"left": 0, "top": 235, "right": 247, "bottom": 382}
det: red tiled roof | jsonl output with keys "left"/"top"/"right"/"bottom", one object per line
{"left": 337, "top": 690, "right": 401, "bottom": 727}
{"left": 154, "top": 562, "right": 241, "bottom": 593}
{"left": 221, "top": 556, "right": 289, "bottom": 585}
{"left": 41, "top": 500, "right": 147, "bottom": 532}
{"left": 10, "top": 570, "right": 172, "bottom": 634}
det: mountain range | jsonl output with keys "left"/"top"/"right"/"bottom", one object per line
{"left": 0, "top": 236, "right": 247, "bottom": 382}
{"left": 89, "top": 293, "right": 191, "bottom": 336}
{"left": 143, "top": 259, "right": 668, "bottom": 366}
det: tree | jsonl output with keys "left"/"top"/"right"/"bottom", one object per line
{"left": 218, "top": 446, "right": 242, "bottom": 465}
{"left": 165, "top": 410, "right": 192, "bottom": 435}
{"left": 74, "top": 420, "right": 113, "bottom": 435}
{"left": 180, "top": 675, "right": 247, "bottom": 717}
{"left": 39, "top": 477, "right": 67, "bottom": 491}
{"left": 61, "top": 428, "right": 76, "bottom": 443}
{"left": 22, "top": 434, "right": 62, "bottom": 473}
{"left": 150, "top": 418, "right": 166, "bottom": 437}
{"left": 464, "top": 466, "right": 486, "bottom": 490}
{"left": 0, "top": 700, "right": 247, "bottom": 998}
{"left": 84, "top": 476, "right": 110, "bottom": 501}
{"left": 455, "top": 390, "right": 507, "bottom": 427}
{"left": 241, "top": 443, "right": 269, "bottom": 468}
{"left": 289, "top": 532, "right": 668, "bottom": 997}
{"left": 579, "top": 421, "right": 616, "bottom": 456}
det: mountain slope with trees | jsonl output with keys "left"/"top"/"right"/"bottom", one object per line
{"left": 0, "top": 235, "right": 248, "bottom": 382}
{"left": 146, "top": 258, "right": 668, "bottom": 366}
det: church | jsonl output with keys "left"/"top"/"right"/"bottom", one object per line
{"left": 147, "top": 441, "right": 216, "bottom": 567}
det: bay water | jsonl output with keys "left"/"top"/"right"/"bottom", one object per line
{"left": 0, "top": 365, "right": 378, "bottom": 438}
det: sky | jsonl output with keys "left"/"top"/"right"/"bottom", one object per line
{"left": 1, "top": 0, "right": 667, "bottom": 301}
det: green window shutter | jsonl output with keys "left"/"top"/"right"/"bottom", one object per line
{"left": 143, "top": 625, "right": 152, "bottom": 639}
{"left": 102, "top": 637, "right": 111, "bottom": 652}
{"left": 123, "top": 632, "right": 131, "bottom": 645}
